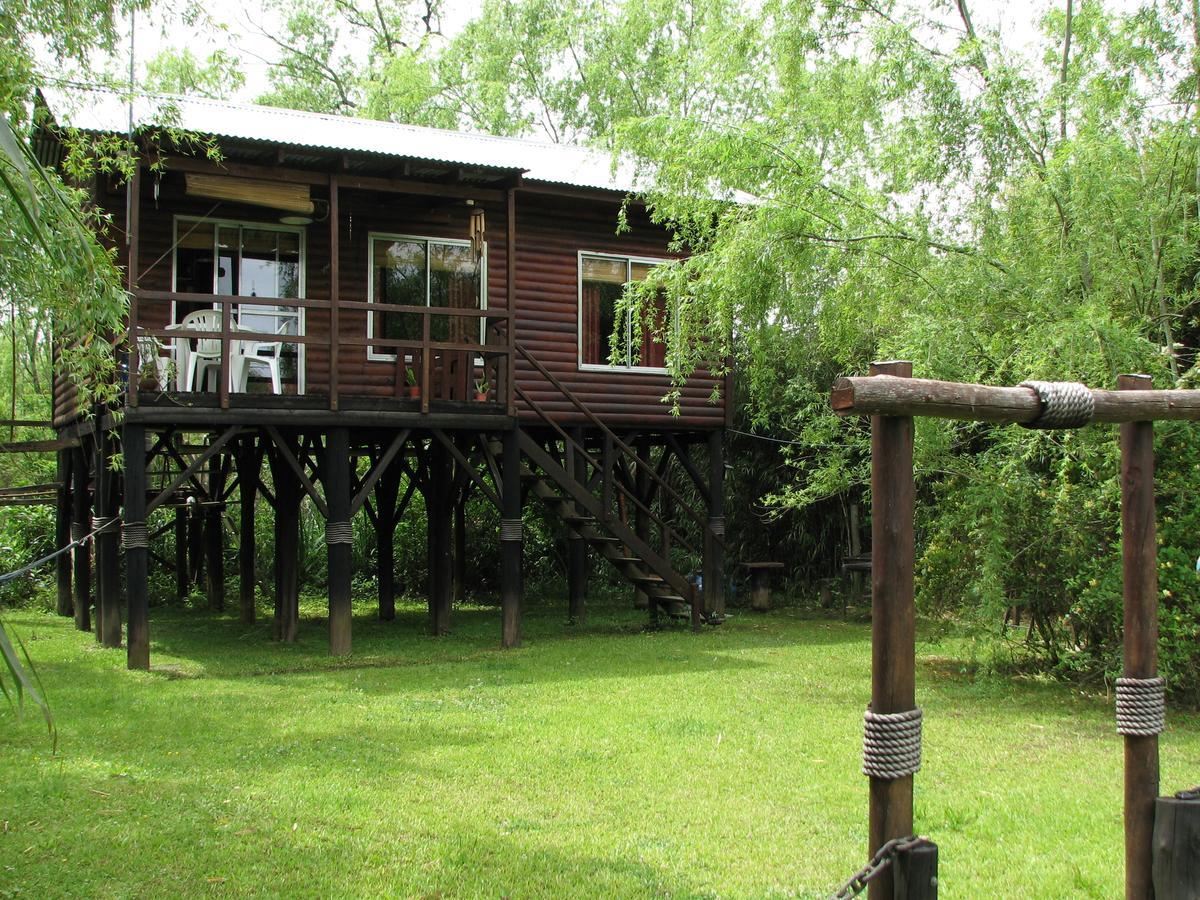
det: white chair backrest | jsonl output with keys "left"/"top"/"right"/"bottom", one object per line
{"left": 179, "top": 309, "right": 227, "bottom": 358}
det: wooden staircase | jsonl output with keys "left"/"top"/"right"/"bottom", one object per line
{"left": 510, "top": 343, "right": 715, "bottom": 627}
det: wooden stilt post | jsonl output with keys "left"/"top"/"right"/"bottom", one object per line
{"left": 237, "top": 436, "right": 259, "bottom": 624}
{"left": 95, "top": 425, "right": 121, "bottom": 649}
{"left": 55, "top": 449, "right": 73, "bottom": 617}
{"left": 204, "top": 455, "right": 226, "bottom": 613}
{"left": 705, "top": 429, "right": 726, "bottom": 618}
{"left": 269, "top": 434, "right": 301, "bottom": 643}
{"left": 427, "top": 438, "right": 452, "bottom": 635}
{"left": 325, "top": 427, "right": 352, "bottom": 656}
{"left": 375, "top": 462, "right": 400, "bottom": 622}
{"left": 188, "top": 498, "right": 204, "bottom": 589}
{"left": 71, "top": 444, "right": 91, "bottom": 632}
{"left": 1119, "top": 373, "right": 1159, "bottom": 900}
{"left": 174, "top": 506, "right": 188, "bottom": 603}
{"left": 867, "top": 361, "right": 916, "bottom": 900}
{"left": 124, "top": 423, "right": 150, "bottom": 670}
{"left": 567, "top": 426, "right": 588, "bottom": 624}
{"left": 453, "top": 482, "right": 467, "bottom": 605}
{"left": 500, "top": 427, "right": 522, "bottom": 648}
{"left": 635, "top": 437, "right": 652, "bottom": 617}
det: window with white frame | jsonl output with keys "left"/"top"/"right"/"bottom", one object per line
{"left": 367, "top": 234, "right": 485, "bottom": 361}
{"left": 578, "top": 252, "right": 669, "bottom": 370}
{"left": 172, "top": 217, "right": 303, "bottom": 337}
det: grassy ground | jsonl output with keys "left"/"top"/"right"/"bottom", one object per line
{"left": 1, "top": 595, "right": 1197, "bottom": 898}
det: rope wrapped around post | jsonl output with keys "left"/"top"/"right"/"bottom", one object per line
{"left": 90, "top": 515, "right": 119, "bottom": 536}
{"left": 1018, "top": 380, "right": 1095, "bottom": 429}
{"left": 70, "top": 523, "right": 85, "bottom": 543}
{"left": 324, "top": 521, "right": 353, "bottom": 545}
{"left": 1116, "top": 676, "right": 1166, "bottom": 736}
{"left": 121, "top": 521, "right": 149, "bottom": 550}
{"left": 862, "top": 707, "right": 923, "bottom": 780}
{"left": 499, "top": 518, "right": 523, "bottom": 542}
{"left": 708, "top": 515, "right": 726, "bottom": 537}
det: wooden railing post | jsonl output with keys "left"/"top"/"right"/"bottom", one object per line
{"left": 219, "top": 298, "right": 231, "bottom": 409}
{"left": 329, "top": 175, "right": 340, "bottom": 411}
{"left": 1119, "top": 373, "right": 1159, "bottom": 900}
{"left": 867, "top": 360, "right": 916, "bottom": 900}
{"left": 421, "top": 311, "right": 432, "bottom": 415}
{"left": 506, "top": 188, "right": 517, "bottom": 417}
{"left": 126, "top": 163, "right": 141, "bottom": 406}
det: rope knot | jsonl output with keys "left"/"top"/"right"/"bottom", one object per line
{"left": 1018, "top": 380, "right": 1094, "bottom": 429}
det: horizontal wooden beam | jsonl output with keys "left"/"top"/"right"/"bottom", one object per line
{"left": 0, "top": 437, "right": 80, "bottom": 453}
{"left": 158, "top": 156, "right": 511, "bottom": 202}
{"left": 831, "top": 374, "right": 1200, "bottom": 424}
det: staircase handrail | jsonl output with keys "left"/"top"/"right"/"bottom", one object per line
{"left": 513, "top": 342, "right": 724, "bottom": 549}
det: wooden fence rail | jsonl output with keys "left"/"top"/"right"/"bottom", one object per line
{"left": 128, "top": 290, "right": 514, "bottom": 411}
{"left": 832, "top": 363, "right": 1197, "bottom": 899}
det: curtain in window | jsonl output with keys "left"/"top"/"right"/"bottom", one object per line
{"left": 582, "top": 283, "right": 603, "bottom": 364}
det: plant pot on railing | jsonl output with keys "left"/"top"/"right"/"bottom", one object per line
{"left": 405, "top": 367, "right": 420, "bottom": 400}
{"left": 474, "top": 379, "right": 490, "bottom": 403}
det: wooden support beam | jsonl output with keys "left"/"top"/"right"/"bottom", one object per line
{"left": 430, "top": 428, "right": 500, "bottom": 509}
{"left": 237, "top": 436, "right": 260, "bottom": 624}
{"left": 95, "top": 425, "right": 121, "bottom": 649}
{"left": 704, "top": 430, "right": 726, "bottom": 618}
{"left": 374, "top": 460, "right": 403, "bottom": 622}
{"left": 71, "top": 444, "right": 91, "bottom": 633}
{"left": 147, "top": 427, "right": 242, "bottom": 516}
{"left": 832, "top": 374, "right": 1200, "bottom": 423}
{"left": 500, "top": 427, "right": 522, "bottom": 648}
{"left": 634, "top": 437, "right": 651, "bottom": 614}
{"left": 329, "top": 175, "right": 340, "bottom": 411}
{"left": 124, "top": 423, "right": 150, "bottom": 670}
{"left": 174, "top": 506, "right": 188, "bottom": 603}
{"left": 349, "top": 428, "right": 409, "bottom": 516}
{"left": 867, "top": 361, "right": 916, "bottom": 900}
{"left": 1120, "top": 373, "right": 1159, "bottom": 900}
{"left": 204, "top": 456, "right": 227, "bottom": 612}
{"left": 427, "top": 438, "right": 452, "bottom": 636}
{"left": 567, "top": 426, "right": 588, "bottom": 624}
{"left": 264, "top": 425, "right": 328, "bottom": 517}
{"left": 268, "top": 434, "right": 301, "bottom": 643}
{"left": 55, "top": 450, "right": 72, "bottom": 617}
{"left": 324, "top": 427, "right": 352, "bottom": 655}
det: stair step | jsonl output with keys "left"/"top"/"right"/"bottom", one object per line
{"left": 633, "top": 573, "right": 665, "bottom": 584}
{"left": 587, "top": 535, "right": 622, "bottom": 544}
{"left": 560, "top": 513, "right": 593, "bottom": 525}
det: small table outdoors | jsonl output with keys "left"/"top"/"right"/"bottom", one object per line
{"left": 742, "top": 562, "right": 784, "bottom": 612}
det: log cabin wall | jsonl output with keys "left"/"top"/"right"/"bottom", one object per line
{"left": 52, "top": 167, "right": 726, "bottom": 431}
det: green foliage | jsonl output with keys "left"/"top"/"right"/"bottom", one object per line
{"left": 144, "top": 47, "right": 244, "bottom": 99}
{"left": 609, "top": 1, "right": 1200, "bottom": 693}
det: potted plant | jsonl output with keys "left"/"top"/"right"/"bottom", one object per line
{"left": 405, "top": 366, "right": 420, "bottom": 399}
{"left": 474, "top": 377, "right": 490, "bottom": 402}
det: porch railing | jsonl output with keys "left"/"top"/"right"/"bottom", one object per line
{"left": 127, "top": 290, "right": 515, "bottom": 414}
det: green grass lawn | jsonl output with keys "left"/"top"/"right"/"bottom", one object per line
{"left": 1, "top": 595, "right": 1196, "bottom": 898}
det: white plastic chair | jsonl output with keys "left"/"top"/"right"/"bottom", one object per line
{"left": 180, "top": 309, "right": 230, "bottom": 392}
{"left": 233, "top": 319, "right": 288, "bottom": 394}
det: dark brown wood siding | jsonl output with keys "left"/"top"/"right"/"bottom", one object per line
{"left": 52, "top": 169, "right": 726, "bottom": 430}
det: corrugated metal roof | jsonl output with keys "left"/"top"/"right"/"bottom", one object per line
{"left": 40, "top": 86, "right": 643, "bottom": 193}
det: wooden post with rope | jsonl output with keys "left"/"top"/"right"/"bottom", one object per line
{"left": 832, "top": 367, "right": 1200, "bottom": 898}
{"left": 866, "top": 361, "right": 917, "bottom": 899}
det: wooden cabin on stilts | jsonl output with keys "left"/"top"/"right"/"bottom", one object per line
{"left": 36, "top": 89, "right": 730, "bottom": 669}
